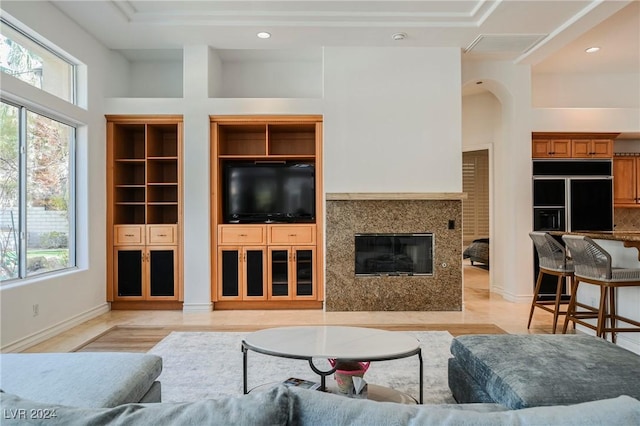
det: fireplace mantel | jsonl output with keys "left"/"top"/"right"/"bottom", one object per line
{"left": 326, "top": 192, "right": 466, "bottom": 201}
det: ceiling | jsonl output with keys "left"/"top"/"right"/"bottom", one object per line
{"left": 48, "top": 0, "right": 638, "bottom": 75}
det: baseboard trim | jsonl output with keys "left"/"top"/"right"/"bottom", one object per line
{"left": 182, "top": 303, "right": 213, "bottom": 313}
{"left": 1, "top": 303, "right": 111, "bottom": 353}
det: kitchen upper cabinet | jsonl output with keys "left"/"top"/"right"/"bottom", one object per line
{"left": 614, "top": 156, "right": 640, "bottom": 207}
{"left": 572, "top": 139, "right": 613, "bottom": 158}
{"left": 532, "top": 133, "right": 618, "bottom": 159}
{"left": 532, "top": 139, "right": 571, "bottom": 158}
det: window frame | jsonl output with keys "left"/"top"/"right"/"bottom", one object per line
{"left": 0, "top": 17, "right": 77, "bottom": 105}
{"left": 0, "top": 87, "right": 77, "bottom": 283}
{"left": 0, "top": 13, "right": 82, "bottom": 284}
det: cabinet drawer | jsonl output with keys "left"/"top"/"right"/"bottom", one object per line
{"left": 148, "top": 225, "right": 177, "bottom": 245}
{"left": 115, "top": 225, "right": 144, "bottom": 245}
{"left": 268, "top": 225, "right": 316, "bottom": 245}
{"left": 219, "top": 225, "right": 266, "bottom": 245}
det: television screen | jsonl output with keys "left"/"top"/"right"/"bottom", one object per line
{"left": 223, "top": 162, "right": 315, "bottom": 223}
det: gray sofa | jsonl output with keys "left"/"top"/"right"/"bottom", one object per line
{"left": 448, "top": 334, "right": 640, "bottom": 409}
{"left": 2, "top": 386, "right": 640, "bottom": 425}
{"left": 0, "top": 352, "right": 162, "bottom": 408}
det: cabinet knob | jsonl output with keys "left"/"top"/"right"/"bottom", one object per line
{"left": 157, "top": 234, "right": 167, "bottom": 237}
{"left": 124, "top": 233, "right": 135, "bottom": 237}
{"left": 239, "top": 234, "right": 248, "bottom": 237}
{"left": 288, "top": 234, "right": 297, "bottom": 237}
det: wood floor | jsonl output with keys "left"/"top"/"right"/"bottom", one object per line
{"left": 74, "top": 323, "right": 507, "bottom": 353}
{"left": 24, "top": 262, "right": 562, "bottom": 353}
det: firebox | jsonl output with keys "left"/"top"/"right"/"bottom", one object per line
{"left": 355, "top": 233, "right": 433, "bottom": 276}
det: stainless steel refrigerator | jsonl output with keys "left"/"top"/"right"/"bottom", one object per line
{"left": 532, "top": 160, "right": 613, "bottom": 298}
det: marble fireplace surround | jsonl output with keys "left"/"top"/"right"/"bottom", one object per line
{"left": 325, "top": 193, "right": 465, "bottom": 311}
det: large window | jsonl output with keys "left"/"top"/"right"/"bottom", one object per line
{"left": 0, "top": 15, "right": 78, "bottom": 283}
{"left": 0, "top": 100, "right": 76, "bottom": 281}
{"left": 1, "top": 19, "right": 75, "bottom": 103}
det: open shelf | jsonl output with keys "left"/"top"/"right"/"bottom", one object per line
{"left": 218, "top": 124, "right": 267, "bottom": 156}
{"left": 114, "top": 161, "right": 146, "bottom": 186}
{"left": 147, "top": 205, "right": 178, "bottom": 224}
{"left": 147, "top": 124, "right": 179, "bottom": 157}
{"left": 113, "top": 125, "right": 145, "bottom": 160}
{"left": 147, "top": 160, "right": 178, "bottom": 184}
{"left": 114, "top": 205, "right": 146, "bottom": 225}
{"left": 268, "top": 123, "right": 316, "bottom": 156}
{"left": 147, "top": 185, "right": 178, "bottom": 203}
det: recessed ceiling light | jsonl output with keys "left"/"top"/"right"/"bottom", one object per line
{"left": 392, "top": 32, "right": 407, "bottom": 41}
{"left": 585, "top": 46, "right": 600, "bottom": 53}
{"left": 257, "top": 32, "right": 271, "bottom": 39}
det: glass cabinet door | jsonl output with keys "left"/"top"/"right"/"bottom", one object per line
{"left": 269, "top": 249, "right": 290, "bottom": 298}
{"left": 294, "top": 248, "right": 314, "bottom": 297}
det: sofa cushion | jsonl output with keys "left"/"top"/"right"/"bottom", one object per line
{"left": 0, "top": 385, "right": 291, "bottom": 426}
{"left": 447, "top": 358, "right": 494, "bottom": 404}
{"left": 290, "top": 388, "right": 640, "bottom": 426}
{"left": 0, "top": 353, "right": 162, "bottom": 408}
{"left": 449, "top": 334, "right": 640, "bottom": 409}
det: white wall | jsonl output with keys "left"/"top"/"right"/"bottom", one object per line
{"left": 462, "top": 92, "right": 501, "bottom": 150}
{"left": 0, "top": 1, "right": 125, "bottom": 350}
{"left": 532, "top": 72, "right": 640, "bottom": 108}
{"left": 323, "top": 47, "right": 462, "bottom": 193}
{"left": 129, "top": 60, "right": 183, "bottom": 98}
{"left": 462, "top": 61, "right": 534, "bottom": 302}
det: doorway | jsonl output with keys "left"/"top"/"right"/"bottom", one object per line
{"left": 462, "top": 150, "right": 489, "bottom": 246}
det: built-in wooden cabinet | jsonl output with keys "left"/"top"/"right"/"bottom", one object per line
{"left": 614, "top": 155, "right": 640, "bottom": 207}
{"left": 532, "top": 133, "right": 616, "bottom": 159}
{"left": 211, "top": 116, "right": 323, "bottom": 309}
{"left": 107, "top": 116, "right": 183, "bottom": 309}
{"left": 572, "top": 139, "right": 613, "bottom": 158}
{"left": 532, "top": 139, "right": 571, "bottom": 158}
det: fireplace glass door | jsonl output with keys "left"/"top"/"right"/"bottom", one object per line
{"left": 355, "top": 233, "right": 433, "bottom": 276}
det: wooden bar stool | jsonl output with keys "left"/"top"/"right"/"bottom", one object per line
{"left": 561, "top": 235, "right": 640, "bottom": 343}
{"left": 528, "top": 232, "right": 574, "bottom": 333}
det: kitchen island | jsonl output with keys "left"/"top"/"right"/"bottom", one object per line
{"left": 549, "top": 231, "right": 640, "bottom": 354}
{"left": 553, "top": 231, "right": 640, "bottom": 259}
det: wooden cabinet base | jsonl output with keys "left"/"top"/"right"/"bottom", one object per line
{"left": 111, "top": 301, "right": 184, "bottom": 310}
{"left": 213, "top": 300, "right": 323, "bottom": 310}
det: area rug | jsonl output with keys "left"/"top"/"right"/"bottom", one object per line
{"left": 148, "top": 330, "right": 456, "bottom": 404}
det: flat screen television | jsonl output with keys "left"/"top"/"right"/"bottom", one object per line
{"left": 223, "top": 161, "right": 315, "bottom": 223}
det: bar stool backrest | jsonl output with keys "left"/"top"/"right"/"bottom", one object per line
{"left": 529, "top": 232, "right": 573, "bottom": 272}
{"left": 561, "top": 235, "right": 611, "bottom": 280}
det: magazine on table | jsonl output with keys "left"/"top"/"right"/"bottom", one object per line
{"left": 282, "top": 377, "right": 321, "bottom": 390}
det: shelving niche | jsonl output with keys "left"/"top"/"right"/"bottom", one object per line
{"left": 211, "top": 115, "right": 324, "bottom": 309}
{"left": 107, "top": 115, "right": 183, "bottom": 309}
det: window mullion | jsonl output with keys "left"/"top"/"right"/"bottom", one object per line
{"left": 18, "top": 106, "right": 27, "bottom": 278}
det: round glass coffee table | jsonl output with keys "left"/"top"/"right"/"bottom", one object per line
{"left": 242, "top": 326, "right": 423, "bottom": 403}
